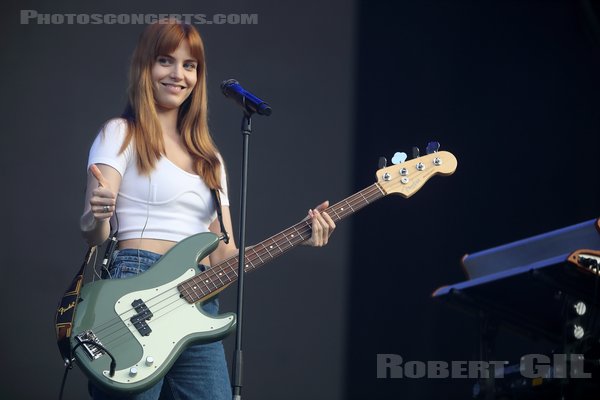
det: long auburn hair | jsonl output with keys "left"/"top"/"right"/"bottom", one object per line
{"left": 119, "top": 19, "right": 222, "bottom": 189}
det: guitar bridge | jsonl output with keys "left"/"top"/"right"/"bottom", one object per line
{"left": 75, "top": 330, "right": 105, "bottom": 360}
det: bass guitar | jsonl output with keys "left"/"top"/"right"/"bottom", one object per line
{"left": 70, "top": 148, "right": 458, "bottom": 394}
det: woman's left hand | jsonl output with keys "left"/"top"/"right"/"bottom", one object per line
{"left": 303, "top": 201, "right": 336, "bottom": 247}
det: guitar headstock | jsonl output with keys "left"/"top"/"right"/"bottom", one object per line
{"left": 376, "top": 147, "right": 457, "bottom": 198}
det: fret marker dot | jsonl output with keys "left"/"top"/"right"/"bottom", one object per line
{"left": 269, "top": 246, "right": 273, "bottom": 249}
{"left": 205, "top": 280, "right": 209, "bottom": 283}
{"left": 193, "top": 286, "right": 197, "bottom": 289}
{"left": 219, "top": 272, "right": 222, "bottom": 276}
{"left": 341, "top": 207, "right": 344, "bottom": 211}
{"left": 291, "top": 234, "right": 294, "bottom": 238}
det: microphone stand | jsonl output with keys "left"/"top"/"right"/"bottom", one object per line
{"left": 232, "top": 111, "right": 252, "bottom": 400}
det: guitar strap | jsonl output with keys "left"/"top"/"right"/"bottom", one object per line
{"left": 55, "top": 246, "right": 96, "bottom": 364}
{"left": 212, "top": 188, "right": 230, "bottom": 244}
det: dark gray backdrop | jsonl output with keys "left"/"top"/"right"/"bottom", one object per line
{"left": 0, "top": 1, "right": 354, "bottom": 399}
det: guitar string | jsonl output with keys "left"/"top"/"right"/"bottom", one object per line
{"left": 84, "top": 184, "right": 385, "bottom": 350}
{"left": 86, "top": 185, "right": 377, "bottom": 347}
{"left": 85, "top": 184, "right": 385, "bottom": 350}
{"left": 83, "top": 183, "right": 384, "bottom": 354}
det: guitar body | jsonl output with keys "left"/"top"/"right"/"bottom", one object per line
{"left": 70, "top": 232, "right": 237, "bottom": 395}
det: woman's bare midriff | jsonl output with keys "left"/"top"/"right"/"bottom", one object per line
{"left": 118, "top": 238, "right": 211, "bottom": 265}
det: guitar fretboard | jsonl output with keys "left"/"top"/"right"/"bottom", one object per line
{"left": 178, "top": 182, "right": 386, "bottom": 303}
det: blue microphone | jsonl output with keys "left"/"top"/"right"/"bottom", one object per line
{"left": 221, "top": 79, "right": 272, "bottom": 116}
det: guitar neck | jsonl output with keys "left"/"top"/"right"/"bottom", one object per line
{"left": 179, "top": 182, "right": 386, "bottom": 303}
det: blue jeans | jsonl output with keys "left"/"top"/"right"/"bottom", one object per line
{"left": 90, "top": 249, "right": 232, "bottom": 400}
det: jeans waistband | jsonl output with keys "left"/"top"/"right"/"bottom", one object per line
{"left": 113, "top": 248, "right": 163, "bottom": 261}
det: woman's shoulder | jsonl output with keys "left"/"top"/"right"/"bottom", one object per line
{"left": 95, "top": 118, "right": 131, "bottom": 148}
{"left": 100, "top": 117, "right": 129, "bottom": 137}
{"left": 88, "top": 117, "right": 134, "bottom": 168}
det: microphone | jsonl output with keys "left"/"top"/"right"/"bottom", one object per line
{"left": 221, "top": 79, "right": 272, "bottom": 116}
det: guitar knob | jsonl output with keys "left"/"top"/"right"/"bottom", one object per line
{"left": 146, "top": 356, "right": 155, "bottom": 366}
{"left": 129, "top": 367, "right": 138, "bottom": 377}
{"left": 426, "top": 141, "right": 440, "bottom": 154}
{"left": 412, "top": 146, "right": 420, "bottom": 159}
{"left": 391, "top": 152, "right": 407, "bottom": 165}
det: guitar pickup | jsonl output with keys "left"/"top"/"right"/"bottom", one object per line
{"left": 132, "top": 299, "right": 153, "bottom": 320}
{"left": 130, "top": 318, "right": 152, "bottom": 336}
{"left": 75, "top": 330, "right": 105, "bottom": 360}
{"left": 130, "top": 299, "right": 153, "bottom": 336}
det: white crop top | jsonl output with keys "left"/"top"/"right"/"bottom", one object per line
{"left": 87, "top": 119, "right": 229, "bottom": 242}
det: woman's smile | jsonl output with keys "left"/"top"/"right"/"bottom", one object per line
{"left": 152, "top": 41, "right": 197, "bottom": 109}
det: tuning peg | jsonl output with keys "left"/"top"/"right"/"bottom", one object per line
{"left": 426, "top": 141, "right": 440, "bottom": 154}
{"left": 378, "top": 157, "right": 387, "bottom": 169}
{"left": 391, "top": 152, "right": 407, "bottom": 165}
{"left": 412, "top": 146, "right": 420, "bottom": 159}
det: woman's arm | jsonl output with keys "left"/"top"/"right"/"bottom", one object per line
{"left": 207, "top": 201, "right": 336, "bottom": 267}
{"left": 80, "top": 164, "right": 122, "bottom": 246}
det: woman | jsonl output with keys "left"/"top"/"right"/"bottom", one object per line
{"left": 80, "top": 19, "right": 335, "bottom": 400}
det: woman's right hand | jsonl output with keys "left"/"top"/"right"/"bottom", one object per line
{"left": 89, "top": 164, "right": 116, "bottom": 221}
